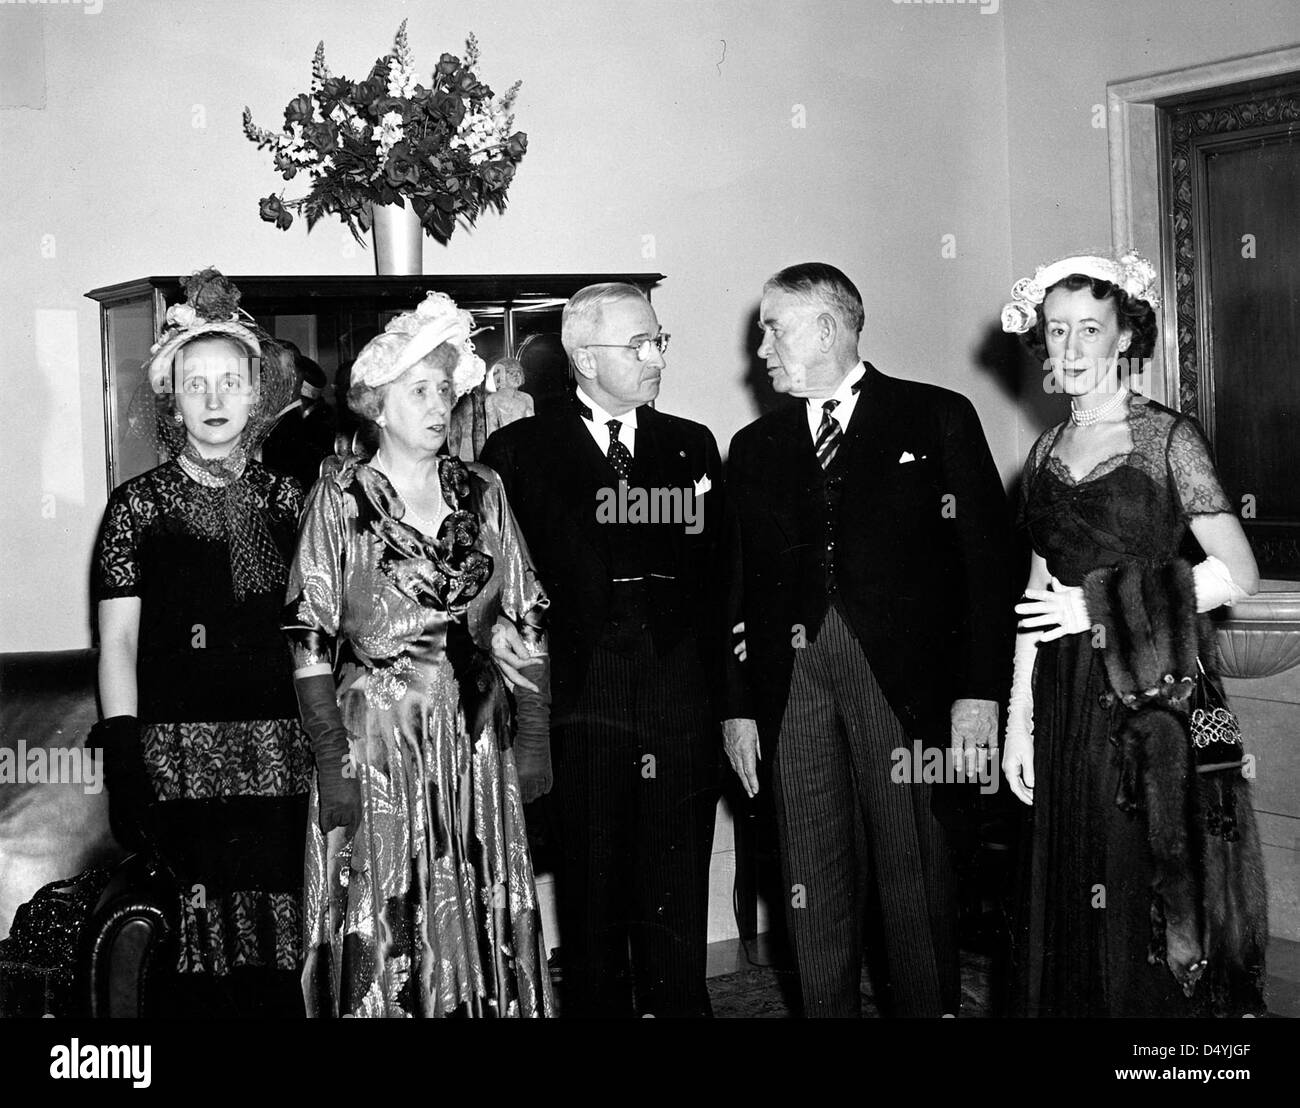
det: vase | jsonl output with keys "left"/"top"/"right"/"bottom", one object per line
{"left": 370, "top": 201, "right": 423, "bottom": 275}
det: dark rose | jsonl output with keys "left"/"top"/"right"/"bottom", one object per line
{"left": 480, "top": 160, "right": 514, "bottom": 190}
{"left": 320, "top": 76, "right": 352, "bottom": 105}
{"left": 455, "top": 72, "right": 479, "bottom": 96}
{"left": 352, "top": 77, "right": 386, "bottom": 113}
{"left": 306, "top": 122, "right": 337, "bottom": 155}
{"left": 506, "top": 131, "right": 528, "bottom": 159}
{"left": 432, "top": 92, "right": 465, "bottom": 129}
{"left": 283, "top": 93, "right": 313, "bottom": 126}
{"left": 258, "top": 195, "right": 294, "bottom": 231}
{"left": 183, "top": 268, "right": 245, "bottom": 317}
{"left": 436, "top": 53, "right": 460, "bottom": 77}
{"left": 376, "top": 96, "right": 407, "bottom": 119}
{"left": 384, "top": 143, "right": 421, "bottom": 188}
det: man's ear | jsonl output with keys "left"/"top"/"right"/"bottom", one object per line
{"left": 817, "top": 311, "right": 838, "bottom": 352}
{"left": 571, "top": 349, "right": 597, "bottom": 382}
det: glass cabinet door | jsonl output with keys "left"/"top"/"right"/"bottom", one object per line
{"left": 88, "top": 275, "right": 663, "bottom": 490}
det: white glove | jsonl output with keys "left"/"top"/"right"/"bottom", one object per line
{"left": 1003, "top": 627, "right": 1039, "bottom": 806}
{"left": 1193, "top": 554, "right": 1248, "bottom": 612}
{"left": 1015, "top": 575, "right": 1091, "bottom": 642}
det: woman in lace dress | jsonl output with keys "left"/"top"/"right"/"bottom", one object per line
{"left": 92, "top": 269, "right": 310, "bottom": 1016}
{"left": 282, "top": 292, "right": 554, "bottom": 1017}
{"left": 999, "top": 254, "right": 1262, "bottom": 1017}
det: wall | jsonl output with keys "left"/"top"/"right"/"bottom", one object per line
{"left": 0, "top": 0, "right": 1015, "bottom": 653}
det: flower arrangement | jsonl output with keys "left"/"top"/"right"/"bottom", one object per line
{"left": 243, "top": 21, "right": 527, "bottom": 243}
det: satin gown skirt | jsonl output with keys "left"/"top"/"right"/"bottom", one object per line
{"left": 302, "top": 657, "right": 554, "bottom": 1018}
{"left": 1010, "top": 631, "right": 1193, "bottom": 1018}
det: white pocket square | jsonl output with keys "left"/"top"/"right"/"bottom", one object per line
{"left": 898, "top": 451, "right": 916, "bottom": 464}
{"left": 694, "top": 473, "right": 712, "bottom": 496}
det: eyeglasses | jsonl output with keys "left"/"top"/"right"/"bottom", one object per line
{"left": 583, "top": 333, "right": 671, "bottom": 362}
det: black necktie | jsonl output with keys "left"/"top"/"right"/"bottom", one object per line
{"left": 606, "top": 419, "right": 633, "bottom": 481}
{"left": 814, "top": 400, "right": 842, "bottom": 470}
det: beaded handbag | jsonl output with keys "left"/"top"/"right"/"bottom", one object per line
{"left": 1190, "top": 658, "right": 1246, "bottom": 774}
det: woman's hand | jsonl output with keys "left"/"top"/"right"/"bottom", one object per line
{"left": 491, "top": 616, "right": 542, "bottom": 693}
{"left": 1002, "top": 728, "right": 1034, "bottom": 806}
{"left": 1015, "top": 577, "right": 1091, "bottom": 642}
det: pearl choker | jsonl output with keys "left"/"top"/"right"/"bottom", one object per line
{"left": 1070, "top": 385, "right": 1129, "bottom": 427}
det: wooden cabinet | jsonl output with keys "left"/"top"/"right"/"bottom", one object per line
{"left": 86, "top": 273, "right": 663, "bottom": 489}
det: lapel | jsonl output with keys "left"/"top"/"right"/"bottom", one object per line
{"left": 833, "top": 362, "right": 894, "bottom": 485}
{"left": 540, "top": 408, "right": 613, "bottom": 572}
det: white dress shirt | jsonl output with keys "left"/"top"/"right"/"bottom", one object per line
{"left": 805, "top": 361, "right": 867, "bottom": 441}
{"left": 576, "top": 387, "right": 638, "bottom": 457}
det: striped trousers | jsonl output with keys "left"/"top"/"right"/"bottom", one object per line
{"left": 773, "top": 606, "right": 960, "bottom": 1017}
{"left": 552, "top": 620, "right": 718, "bottom": 1017}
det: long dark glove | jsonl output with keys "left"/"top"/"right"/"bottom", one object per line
{"left": 293, "top": 673, "right": 362, "bottom": 839}
{"left": 512, "top": 656, "right": 551, "bottom": 804}
{"left": 91, "top": 715, "right": 156, "bottom": 855}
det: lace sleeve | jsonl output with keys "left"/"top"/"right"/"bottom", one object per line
{"left": 93, "top": 485, "right": 142, "bottom": 600}
{"left": 1167, "top": 415, "right": 1233, "bottom": 520}
{"left": 1016, "top": 427, "right": 1055, "bottom": 530}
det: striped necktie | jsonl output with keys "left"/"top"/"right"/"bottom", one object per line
{"left": 814, "top": 399, "right": 842, "bottom": 469}
{"left": 606, "top": 419, "right": 633, "bottom": 481}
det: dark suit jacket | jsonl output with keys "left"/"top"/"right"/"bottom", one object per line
{"left": 722, "top": 363, "right": 1013, "bottom": 755}
{"left": 481, "top": 403, "right": 725, "bottom": 719}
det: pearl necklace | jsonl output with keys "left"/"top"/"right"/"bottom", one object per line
{"left": 1070, "top": 385, "right": 1129, "bottom": 427}
{"left": 178, "top": 450, "right": 246, "bottom": 487}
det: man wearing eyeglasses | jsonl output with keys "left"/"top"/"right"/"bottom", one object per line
{"left": 481, "top": 282, "right": 724, "bottom": 1018}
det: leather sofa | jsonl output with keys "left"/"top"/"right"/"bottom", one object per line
{"left": 0, "top": 649, "right": 173, "bottom": 1017}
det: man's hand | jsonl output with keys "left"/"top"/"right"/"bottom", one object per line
{"left": 490, "top": 616, "right": 542, "bottom": 692}
{"left": 950, "top": 697, "right": 997, "bottom": 780}
{"left": 732, "top": 621, "right": 747, "bottom": 662}
{"left": 723, "top": 717, "right": 761, "bottom": 798}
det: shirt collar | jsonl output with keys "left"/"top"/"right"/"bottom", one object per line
{"left": 576, "top": 386, "right": 639, "bottom": 430}
{"left": 806, "top": 361, "right": 867, "bottom": 411}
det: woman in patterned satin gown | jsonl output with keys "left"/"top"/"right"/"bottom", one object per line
{"left": 283, "top": 291, "right": 554, "bottom": 1017}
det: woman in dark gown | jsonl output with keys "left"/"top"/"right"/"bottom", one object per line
{"left": 998, "top": 253, "right": 1263, "bottom": 1017}
{"left": 92, "top": 269, "right": 311, "bottom": 1016}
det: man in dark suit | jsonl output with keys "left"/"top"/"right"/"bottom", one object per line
{"left": 481, "top": 283, "right": 723, "bottom": 1017}
{"left": 261, "top": 344, "right": 336, "bottom": 491}
{"left": 722, "top": 263, "right": 1012, "bottom": 1017}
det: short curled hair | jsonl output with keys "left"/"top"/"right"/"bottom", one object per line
{"left": 763, "top": 262, "right": 865, "bottom": 336}
{"left": 1023, "top": 274, "right": 1158, "bottom": 365}
{"left": 346, "top": 340, "right": 458, "bottom": 424}
{"left": 560, "top": 283, "right": 649, "bottom": 358}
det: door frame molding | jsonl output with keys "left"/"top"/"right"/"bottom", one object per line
{"left": 1106, "top": 44, "right": 1300, "bottom": 406}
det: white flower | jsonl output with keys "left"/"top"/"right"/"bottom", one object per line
{"left": 166, "top": 303, "right": 198, "bottom": 328}
{"left": 453, "top": 349, "right": 486, "bottom": 398}
{"left": 1010, "top": 276, "right": 1045, "bottom": 305}
{"left": 386, "top": 58, "right": 418, "bottom": 99}
{"left": 1001, "top": 300, "right": 1037, "bottom": 334}
{"left": 375, "top": 110, "right": 405, "bottom": 158}
{"left": 349, "top": 117, "right": 369, "bottom": 135}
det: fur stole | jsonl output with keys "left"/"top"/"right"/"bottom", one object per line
{"left": 1083, "top": 559, "right": 1268, "bottom": 1016}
